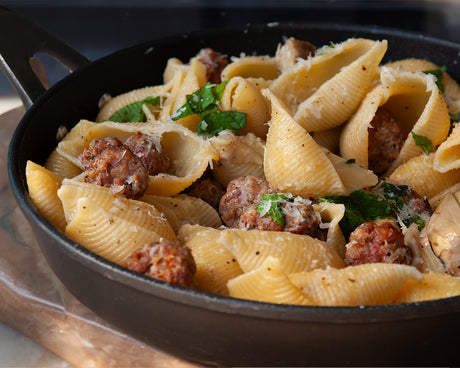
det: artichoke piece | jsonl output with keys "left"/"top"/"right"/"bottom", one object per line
{"left": 426, "top": 192, "right": 460, "bottom": 276}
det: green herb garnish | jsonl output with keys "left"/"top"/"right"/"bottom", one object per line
{"left": 449, "top": 111, "right": 460, "bottom": 133}
{"left": 172, "top": 80, "right": 247, "bottom": 137}
{"left": 345, "top": 159, "right": 356, "bottom": 164}
{"left": 411, "top": 132, "right": 434, "bottom": 154}
{"left": 423, "top": 65, "right": 447, "bottom": 93}
{"left": 197, "top": 111, "right": 247, "bottom": 137}
{"left": 108, "top": 96, "right": 161, "bottom": 123}
{"left": 255, "top": 193, "right": 290, "bottom": 227}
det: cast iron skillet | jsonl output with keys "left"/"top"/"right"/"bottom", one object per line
{"left": 3, "top": 7, "right": 460, "bottom": 367}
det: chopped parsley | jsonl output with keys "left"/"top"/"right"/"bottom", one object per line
{"left": 449, "top": 111, "right": 460, "bottom": 133}
{"left": 423, "top": 65, "right": 447, "bottom": 94}
{"left": 171, "top": 80, "right": 247, "bottom": 137}
{"left": 255, "top": 193, "right": 290, "bottom": 227}
{"left": 345, "top": 159, "right": 356, "bottom": 164}
{"left": 108, "top": 96, "right": 161, "bottom": 123}
{"left": 411, "top": 132, "right": 434, "bottom": 154}
{"left": 320, "top": 181, "right": 426, "bottom": 238}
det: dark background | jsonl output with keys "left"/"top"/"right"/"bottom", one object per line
{"left": 2, "top": 0, "right": 460, "bottom": 96}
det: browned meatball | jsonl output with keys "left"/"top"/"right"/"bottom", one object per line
{"left": 402, "top": 186, "right": 432, "bottom": 220}
{"left": 238, "top": 200, "right": 327, "bottom": 240}
{"left": 368, "top": 107, "right": 405, "bottom": 174}
{"left": 196, "top": 48, "right": 229, "bottom": 84}
{"left": 185, "top": 178, "right": 225, "bottom": 210}
{"left": 125, "top": 132, "right": 170, "bottom": 176}
{"left": 219, "top": 176, "right": 274, "bottom": 228}
{"left": 125, "top": 240, "right": 196, "bottom": 287}
{"left": 275, "top": 38, "right": 317, "bottom": 71}
{"left": 345, "top": 222, "right": 412, "bottom": 266}
{"left": 82, "top": 136, "right": 149, "bottom": 199}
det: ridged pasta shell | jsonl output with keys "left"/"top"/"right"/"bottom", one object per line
{"left": 220, "top": 76, "right": 270, "bottom": 138}
{"left": 178, "top": 224, "right": 243, "bottom": 295}
{"left": 340, "top": 66, "right": 451, "bottom": 174}
{"left": 312, "top": 202, "right": 346, "bottom": 258}
{"left": 58, "top": 179, "right": 176, "bottom": 241}
{"left": 270, "top": 38, "right": 388, "bottom": 132}
{"left": 141, "top": 194, "right": 222, "bottom": 233}
{"left": 56, "top": 120, "right": 218, "bottom": 197}
{"left": 393, "top": 273, "right": 460, "bottom": 303}
{"left": 26, "top": 161, "right": 66, "bottom": 232}
{"left": 385, "top": 58, "right": 460, "bottom": 114}
{"left": 434, "top": 123, "right": 460, "bottom": 172}
{"left": 210, "top": 131, "right": 265, "bottom": 187}
{"left": 44, "top": 149, "right": 82, "bottom": 179}
{"left": 227, "top": 256, "right": 314, "bottom": 305}
{"left": 289, "top": 263, "right": 422, "bottom": 306}
{"left": 96, "top": 83, "right": 174, "bottom": 123}
{"left": 263, "top": 89, "right": 346, "bottom": 196}
{"left": 65, "top": 197, "right": 169, "bottom": 265}
{"left": 221, "top": 55, "right": 279, "bottom": 81}
{"left": 388, "top": 153, "right": 460, "bottom": 201}
{"left": 219, "top": 228, "right": 345, "bottom": 274}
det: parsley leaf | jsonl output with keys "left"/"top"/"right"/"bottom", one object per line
{"left": 411, "top": 132, "right": 434, "bottom": 154}
{"left": 423, "top": 65, "right": 447, "bottom": 94}
{"left": 108, "top": 96, "right": 161, "bottom": 123}
{"left": 256, "top": 193, "right": 289, "bottom": 227}
{"left": 319, "top": 191, "right": 392, "bottom": 238}
{"left": 171, "top": 81, "right": 229, "bottom": 120}
{"left": 449, "top": 111, "right": 460, "bottom": 133}
{"left": 197, "top": 111, "right": 247, "bottom": 138}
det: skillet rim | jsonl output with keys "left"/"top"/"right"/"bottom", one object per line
{"left": 7, "top": 20, "right": 460, "bottom": 323}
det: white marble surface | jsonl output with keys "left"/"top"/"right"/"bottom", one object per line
{"left": 0, "top": 322, "right": 73, "bottom": 368}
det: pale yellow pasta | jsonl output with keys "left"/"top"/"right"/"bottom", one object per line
{"left": 44, "top": 149, "right": 82, "bottom": 179}
{"left": 434, "top": 123, "right": 460, "bottom": 172}
{"left": 289, "top": 263, "right": 423, "bottom": 306}
{"left": 227, "top": 256, "right": 314, "bottom": 305}
{"left": 96, "top": 84, "right": 172, "bottom": 123}
{"left": 389, "top": 153, "right": 460, "bottom": 201}
{"left": 26, "top": 161, "right": 66, "bottom": 232}
{"left": 393, "top": 273, "right": 460, "bottom": 303}
{"left": 312, "top": 202, "right": 346, "bottom": 258}
{"left": 270, "top": 38, "right": 387, "bottom": 132}
{"left": 210, "top": 131, "right": 265, "bottom": 187}
{"left": 385, "top": 58, "right": 460, "bottom": 113}
{"left": 246, "top": 77, "right": 273, "bottom": 90}
{"left": 164, "top": 58, "right": 208, "bottom": 130}
{"left": 429, "top": 182, "right": 460, "bottom": 209}
{"left": 178, "top": 224, "right": 243, "bottom": 295}
{"left": 65, "top": 197, "right": 168, "bottom": 265}
{"left": 263, "top": 89, "right": 346, "bottom": 196}
{"left": 158, "top": 68, "right": 186, "bottom": 121}
{"left": 219, "top": 228, "right": 345, "bottom": 274}
{"left": 340, "top": 67, "right": 450, "bottom": 174}
{"left": 57, "top": 179, "right": 176, "bottom": 241}
{"left": 56, "top": 119, "right": 218, "bottom": 196}
{"left": 311, "top": 126, "right": 342, "bottom": 153}
{"left": 220, "top": 76, "right": 270, "bottom": 138}
{"left": 140, "top": 194, "right": 222, "bottom": 233}
{"left": 221, "top": 55, "right": 279, "bottom": 81}
{"left": 163, "top": 57, "right": 188, "bottom": 84}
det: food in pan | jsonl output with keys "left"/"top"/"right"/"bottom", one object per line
{"left": 25, "top": 36, "right": 460, "bottom": 306}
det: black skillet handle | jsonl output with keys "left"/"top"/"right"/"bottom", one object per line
{"left": 0, "top": 7, "right": 91, "bottom": 109}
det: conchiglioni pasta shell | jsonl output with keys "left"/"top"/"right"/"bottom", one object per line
{"left": 140, "top": 194, "right": 222, "bottom": 233}
{"left": 44, "top": 149, "right": 82, "bottom": 179}
{"left": 393, "top": 273, "right": 460, "bottom": 303}
{"left": 312, "top": 202, "right": 346, "bottom": 258}
{"left": 163, "top": 57, "right": 188, "bottom": 84}
{"left": 210, "top": 131, "right": 265, "bottom": 187}
{"left": 26, "top": 161, "right": 66, "bottom": 232}
{"left": 385, "top": 58, "right": 460, "bottom": 113}
{"left": 219, "top": 228, "right": 345, "bottom": 275}
{"left": 388, "top": 153, "right": 460, "bottom": 201}
{"left": 220, "top": 77, "right": 270, "bottom": 138}
{"left": 178, "top": 224, "right": 243, "bottom": 295}
{"left": 227, "top": 256, "right": 314, "bottom": 305}
{"left": 57, "top": 179, "right": 176, "bottom": 241}
{"left": 289, "top": 263, "right": 422, "bottom": 306}
{"left": 221, "top": 55, "right": 279, "bottom": 81}
{"left": 340, "top": 67, "right": 451, "bottom": 174}
{"left": 433, "top": 123, "right": 460, "bottom": 172}
{"left": 56, "top": 120, "right": 218, "bottom": 197}
{"left": 270, "top": 38, "right": 387, "bottom": 132}
{"left": 262, "top": 89, "right": 346, "bottom": 196}
{"left": 96, "top": 83, "right": 174, "bottom": 123}
{"left": 65, "top": 197, "right": 169, "bottom": 265}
